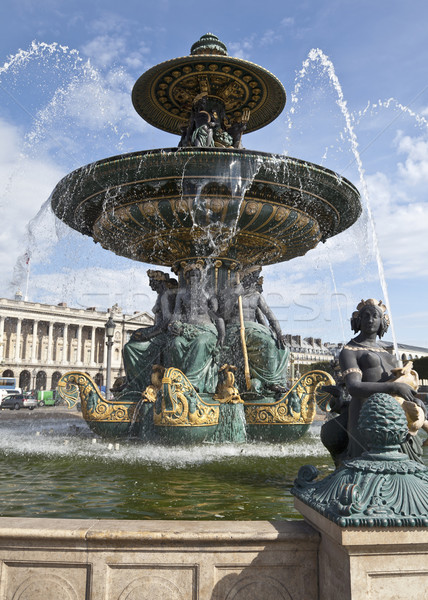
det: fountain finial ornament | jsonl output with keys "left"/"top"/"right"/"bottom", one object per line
{"left": 190, "top": 33, "right": 228, "bottom": 56}
{"left": 131, "top": 33, "right": 286, "bottom": 136}
{"left": 292, "top": 393, "right": 428, "bottom": 527}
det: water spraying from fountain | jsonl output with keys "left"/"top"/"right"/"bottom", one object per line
{"left": 286, "top": 48, "right": 400, "bottom": 358}
{"left": 355, "top": 98, "right": 428, "bottom": 130}
{"left": 1, "top": 40, "right": 154, "bottom": 306}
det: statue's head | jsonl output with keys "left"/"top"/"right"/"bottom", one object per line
{"left": 183, "top": 261, "right": 203, "bottom": 281}
{"left": 147, "top": 269, "right": 169, "bottom": 290}
{"left": 166, "top": 278, "right": 178, "bottom": 290}
{"left": 351, "top": 298, "right": 390, "bottom": 338}
{"left": 147, "top": 269, "right": 169, "bottom": 280}
{"left": 241, "top": 265, "right": 262, "bottom": 287}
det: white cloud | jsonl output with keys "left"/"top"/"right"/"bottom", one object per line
{"left": 281, "top": 17, "right": 295, "bottom": 27}
{"left": 375, "top": 202, "right": 428, "bottom": 277}
{"left": 81, "top": 33, "right": 151, "bottom": 72}
{"left": 227, "top": 38, "right": 255, "bottom": 60}
{"left": 364, "top": 131, "right": 428, "bottom": 279}
{"left": 81, "top": 35, "right": 126, "bottom": 69}
{"left": 259, "top": 29, "right": 282, "bottom": 47}
{"left": 81, "top": 12, "right": 152, "bottom": 72}
{"left": 395, "top": 131, "right": 428, "bottom": 184}
{"left": 228, "top": 27, "right": 285, "bottom": 58}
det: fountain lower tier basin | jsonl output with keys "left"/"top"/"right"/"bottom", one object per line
{"left": 57, "top": 370, "right": 334, "bottom": 445}
{"left": 50, "top": 148, "right": 361, "bottom": 266}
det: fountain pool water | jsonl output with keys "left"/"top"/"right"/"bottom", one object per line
{"left": 0, "top": 408, "right": 427, "bottom": 520}
{"left": 0, "top": 409, "right": 336, "bottom": 520}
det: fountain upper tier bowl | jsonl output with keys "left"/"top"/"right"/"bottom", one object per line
{"left": 50, "top": 147, "right": 361, "bottom": 267}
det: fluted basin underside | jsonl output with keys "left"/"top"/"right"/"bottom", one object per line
{"left": 50, "top": 148, "right": 361, "bottom": 267}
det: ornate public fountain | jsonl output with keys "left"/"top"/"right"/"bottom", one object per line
{"left": 52, "top": 34, "right": 361, "bottom": 443}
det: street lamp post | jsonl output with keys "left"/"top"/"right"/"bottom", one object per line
{"left": 31, "top": 368, "right": 37, "bottom": 393}
{"left": 105, "top": 314, "right": 116, "bottom": 400}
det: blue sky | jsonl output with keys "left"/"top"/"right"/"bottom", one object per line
{"left": 1, "top": 0, "right": 428, "bottom": 348}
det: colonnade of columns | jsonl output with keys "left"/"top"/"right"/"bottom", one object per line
{"left": 0, "top": 300, "right": 155, "bottom": 392}
{"left": 0, "top": 315, "right": 106, "bottom": 368}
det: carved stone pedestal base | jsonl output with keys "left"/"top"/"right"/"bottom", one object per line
{"left": 295, "top": 498, "right": 428, "bottom": 600}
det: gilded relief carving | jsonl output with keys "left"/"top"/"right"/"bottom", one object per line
{"left": 154, "top": 368, "right": 219, "bottom": 427}
{"left": 57, "top": 372, "right": 136, "bottom": 423}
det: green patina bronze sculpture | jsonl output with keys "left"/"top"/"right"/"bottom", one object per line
{"left": 321, "top": 299, "right": 427, "bottom": 464}
{"left": 168, "top": 262, "right": 224, "bottom": 395}
{"left": 122, "top": 270, "right": 177, "bottom": 393}
{"left": 292, "top": 393, "right": 428, "bottom": 527}
{"left": 53, "top": 34, "right": 361, "bottom": 442}
{"left": 221, "top": 266, "right": 289, "bottom": 396}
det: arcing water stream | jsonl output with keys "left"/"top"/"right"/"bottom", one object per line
{"left": 286, "top": 48, "right": 401, "bottom": 354}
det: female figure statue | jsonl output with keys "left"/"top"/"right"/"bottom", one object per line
{"left": 191, "top": 109, "right": 216, "bottom": 147}
{"left": 338, "top": 299, "right": 426, "bottom": 463}
{"left": 222, "top": 266, "right": 289, "bottom": 395}
{"left": 168, "top": 263, "right": 225, "bottom": 394}
{"left": 122, "top": 270, "right": 177, "bottom": 392}
{"left": 186, "top": 96, "right": 218, "bottom": 148}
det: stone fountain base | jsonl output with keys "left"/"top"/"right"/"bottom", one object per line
{"left": 0, "top": 513, "right": 426, "bottom": 599}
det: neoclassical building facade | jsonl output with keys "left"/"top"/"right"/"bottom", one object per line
{"left": 0, "top": 297, "right": 153, "bottom": 391}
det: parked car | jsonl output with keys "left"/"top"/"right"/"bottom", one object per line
{"left": 0, "top": 394, "right": 37, "bottom": 410}
{"left": 0, "top": 389, "right": 21, "bottom": 405}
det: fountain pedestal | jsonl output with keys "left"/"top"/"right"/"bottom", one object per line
{"left": 295, "top": 499, "right": 428, "bottom": 600}
{"left": 292, "top": 393, "right": 428, "bottom": 598}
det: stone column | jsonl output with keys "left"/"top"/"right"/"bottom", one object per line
{"left": 0, "top": 316, "right": 4, "bottom": 362}
{"left": 47, "top": 322, "right": 53, "bottom": 364}
{"left": 90, "top": 327, "right": 95, "bottom": 365}
{"left": 31, "top": 320, "right": 38, "bottom": 362}
{"left": 14, "top": 318, "right": 22, "bottom": 362}
{"left": 77, "top": 325, "right": 83, "bottom": 365}
{"left": 62, "top": 323, "right": 69, "bottom": 365}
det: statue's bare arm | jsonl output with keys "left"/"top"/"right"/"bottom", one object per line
{"left": 257, "top": 294, "right": 286, "bottom": 348}
{"left": 256, "top": 307, "right": 268, "bottom": 326}
{"left": 208, "top": 297, "right": 225, "bottom": 345}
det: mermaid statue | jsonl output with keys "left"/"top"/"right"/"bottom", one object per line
{"left": 322, "top": 299, "right": 427, "bottom": 464}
